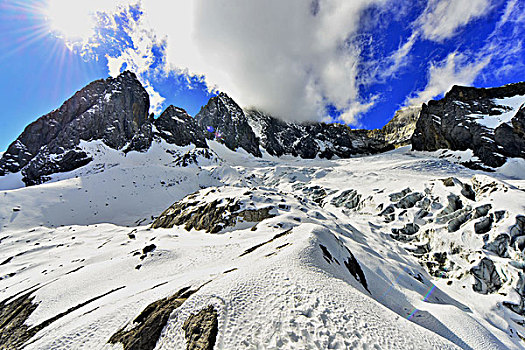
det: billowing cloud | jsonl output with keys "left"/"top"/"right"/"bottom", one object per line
{"left": 48, "top": 0, "right": 392, "bottom": 123}
{"left": 404, "top": 0, "right": 524, "bottom": 107}
{"left": 44, "top": 0, "right": 523, "bottom": 125}
{"left": 141, "top": 0, "right": 391, "bottom": 123}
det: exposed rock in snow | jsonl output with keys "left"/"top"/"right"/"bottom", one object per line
{"left": 151, "top": 187, "right": 276, "bottom": 233}
{"left": 196, "top": 93, "right": 261, "bottom": 157}
{"left": 182, "top": 305, "right": 219, "bottom": 350}
{"left": 471, "top": 258, "right": 502, "bottom": 294}
{"left": 245, "top": 108, "right": 394, "bottom": 159}
{"left": 154, "top": 106, "right": 208, "bottom": 149}
{"left": 3, "top": 77, "right": 525, "bottom": 349}
{"left": 331, "top": 189, "right": 361, "bottom": 209}
{"left": 412, "top": 82, "right": 525, "bottom": 169}
{"left": 0, "top": 71, "right": 151, "bottom": 185}
{"left": 483, "top": 234, "right": 510, "bottom": 257}
{"left": 368, "top": 105, "right": 421, "bottom": 147}
{"left": 109, "top": 287, "right": 197, "bottom": 350}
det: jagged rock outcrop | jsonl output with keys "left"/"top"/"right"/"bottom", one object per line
{"left": 368, "top": 106, "right": 421, "bottom": 147}
{"left": 245, "top": 109, "right": 394, "bottom": 159}
{"left": 412, "top": 82, "right": 525, "bottom": 169}
{"left": 154, "top": 106, "right": 208, "bottom": 148}
{"left": 471, "top": 257, "right": 502, "bottom": 294}
{"left": 109, "top": 287, "right": 197, "bottom": 350}
{"left": 331, "top": 189, "right": 361, "bottom": 209}
{"left": 0, "top": 71, "right": 150, "bottom": 185}
{"left": 152, "top": 187, "right": 276, "bottom": 233}
{"left": 195, "top": 93, "right": 261, "bottom": 157}
{"left": 1, "top": 286, "right": 125, "bottom": 350}
{"left": 183, "top": 305, "right": 219, "bottom": 350}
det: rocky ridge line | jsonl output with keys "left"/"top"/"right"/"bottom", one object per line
{"left": 0, "top": 71, "right": 151, "bottom": 185}
{"left": 412, "top": 82, "right": 525, "bottom": 169}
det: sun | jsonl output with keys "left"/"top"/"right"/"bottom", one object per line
{"left": 44, "top": 0, "right": 97, "bottom": 42}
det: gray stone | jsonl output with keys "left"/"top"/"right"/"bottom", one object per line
{"left": 389, "top": 188, "right": 412, "bottom": 202}
{"left": 447, "top": 211, "right": 472, "bottom": 232}
{"left": 109, "top": 287, "right": 196, "bottom": 350}
{"left": 154, "top": 106, "right": 208, "bottom": 148}
{"left": 392, "top": 223, "right": 420, "bottom": 236}
{"left": 0, "top": 71, "right": 150, "bottom": 185}
{"left": 471, "top": 257, "right": 502, "bottom": 294}
{"left": 474, "top": 215, "right": 493, "bottom": 234}
{"left": 152, "top": 195, "right": 275, "bottom": 233}
{"left": 196, "top": 93, "right": 261, "bottom": 157}
{"left": 183, "top": 305, "right": 219, "bottom": 350}
{"left": 331, "top": 189, "right": 361, "bottom": 209}
{"left": 510, "top": 215, "right": 525, "bottom": 239}
{"left": 412, "top": 82, "right": 525, "bottom": 169}
{"left": 439, "top": 194, "right": 463, "bottom": 217}
{"left": 460, "top": 182, "right": 476, "bottom": 201}
{"left": 245, "top": 109, "right": 394, "bottom": 159}
{"left": 396, "top": 192, "right": 424, "bottom": 209}
{"left": 483, "top": 234, "right": 510, "bottom": 257}
{"left": 473, "top": 204, "right": 492, "bottom": 219}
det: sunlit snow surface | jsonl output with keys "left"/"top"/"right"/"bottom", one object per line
{"left": 1, "top": 140, "right": 525, "bottom": 349}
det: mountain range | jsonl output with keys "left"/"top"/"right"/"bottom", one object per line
{"left": 0, "top": 71, "right": 524, "bottom": 349}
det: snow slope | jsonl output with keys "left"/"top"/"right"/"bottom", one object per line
{"left": 1, "top": 139, "right": 524, "bottom": 349}
{"left": 468, "top": 95, "right": 525, "bottom": 129}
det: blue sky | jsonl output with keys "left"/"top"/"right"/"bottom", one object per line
{"left": 0, "top": 0, "right": 524, "bottom": 151}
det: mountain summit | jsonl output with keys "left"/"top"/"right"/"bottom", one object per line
{"left": 1, "top": 73, "right": 525, "bottom": 349}
{"left": 0, "top": 71, "right": 150, "bottom": 185}
{"left": 3, "top": 71, "right": 523, "bottom": 187}
{"left": 413, "top": 82, "right": 525, "bottom": 169}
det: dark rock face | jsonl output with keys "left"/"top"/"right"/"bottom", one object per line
{"left": 109, "top": 287, "right": 196, "bottom": 350}
{"left": 0, "top": 291, "right": 39, "bottom": 349}
{"left": 124, "top": 121, "right": 154, "bottom": 153}
{"left": 331, "top": 189, "right": 361, "bottom": 209}
{"left": 183, "top": 305, "right": 219, "bottom": 350}
{"left": 195, "top": 93, "right": 261, "bottom": 157}
{"left": 471, "top": 257, "right": 502, "bottom": 294}
{"left": 343, "top": 246, "right": 370, "bottom": 293}
{"left": 0, "top": 71, "right": 150, "bottom": 185}
{"left": 245, "top": 109, "right": 393, "bottom": 159}
{"left": 1, "top": 286, "right": 124, "bottom": 350}
{"left": 483, "top": 234, "right": 510, "bottom": 257}
{"left": 154, "top": 106, "right": 208, "bottom": 148}
{"left": 412, "top": 82, "right": 525, "bottom": 168}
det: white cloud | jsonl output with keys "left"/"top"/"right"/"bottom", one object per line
{"left": 406, "top": 52, "right": 490, "bottom": 106}
{"left": 152, "top": 0, "right": 390, "bottom": 123}
{"left": 405, "top": 0, "right": 523, "bottom": 106}
{"left": 496, "top": 0, "right": 522, "bottom": 29}
{"left": 415, "top": 0, "right": 491, "bottom": 42}
{"left": 337, "top": 96, "right": 378, "bottom": 125}
{"left": 144, "top": 83, "right": 165, "bottom": 114}
{"left": 47, "top": 0, "right": 520, "bottom": 125}
{"left": 379, "top": 32, "right": 418, "bottom": 80}
{"left": 52, "top": 0, "right": 392, "bottom": 124}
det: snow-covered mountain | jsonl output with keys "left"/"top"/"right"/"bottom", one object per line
{"left": 413, "top": 82, "right": 525, "bottom": 170}
{"left": 1, "top": 73, "right": 525, "bottom": 349}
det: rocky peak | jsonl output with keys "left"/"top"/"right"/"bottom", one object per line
{"left": 368, "top": 106, "right": 421, "bottom": 147}
{"left": 412, "top": 81, "right": 525, "bottom": 169}
{"left": 154, "top": 105, "right": 207, "bottom": 148}
{"left": 445, "top": 82, "right": 525, "bottom": 102}
{"left": 245, "top": 108, "right": 394, "bottom": 159}
{"left": 195, "top": 92, "right": 262, "bottom": 157}
{"left": 0, "top": 70, "right": 150, "bottom": 185}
